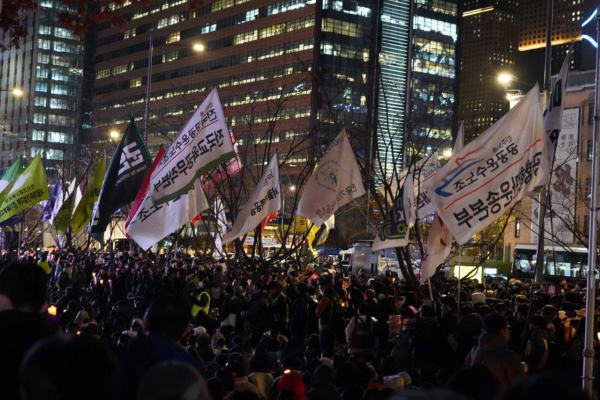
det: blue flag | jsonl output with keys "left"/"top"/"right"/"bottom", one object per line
{"left": 42, "top": 178, "right": 61, "bottom": 222}
{"left": 0, "top": 213, "right": 24, "bottom": 227}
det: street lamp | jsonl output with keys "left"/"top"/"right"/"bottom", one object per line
{"left": 497, "top": 73, "right": 513, "bottom": 85}
{"left": 109, "top": 130, "right": 119, "bottom": 140}
{"left": 281, "top": 184, "right": 297, "bottom": 237}
{"left": 0, "top": 88, "right": 24, "bottom": 97}
{"left": 442, "top": 148, "right": 452, "bottom": 159}
{"left": 144, "top": 34, "right": 206, "bottom": 143}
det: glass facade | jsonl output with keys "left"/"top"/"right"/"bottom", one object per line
{"left": 314, "top": 0, "right": 375, "bottom": 160}
{"left": 409, "top": 0, "right": 457, "bottom": 159}
{"left": 377, "top": 0, "right": 411, "bottom": 177}
{"left": 0, "top": 0, "right": 93, "bottom": 173}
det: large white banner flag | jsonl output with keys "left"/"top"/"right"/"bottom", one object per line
{"left": 420, "top": 124, "right": 464, "bottom": 283}
{"left": 127, "top": 180, "right": 210, "bottom": 250}
{"left": 428, "top": 85, "right": 548, "bottom": 245}
{"left": 380, "top": 154, "right": 441, "bottom": 218}
{"left": 297, "top": 129, "right": 366, "bottom": 226}
{"left": 222, "top": 153, "right": 281, "bottom": 244}
{"left": 543, "top": 47, "right": 571, "bottom": 166}
{"left": 372, "top": 172, "right": 415, "bottom": 251}
{"left": 151, "top": 88, "right": 236, "bottom": 205}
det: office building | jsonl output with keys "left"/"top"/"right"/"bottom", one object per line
{"left": 0, "top": 0, "right": 94, "bottom": 174}
{"left": 93, "top": 0, "right": 414, "bottom": 181}
{"left": 457, "top": 1, "right": 520, "bottom": 141}
{"left": 408, "top": 0, "right": 457, "bottom": 160}
{"left": 515, "top": 0, "right": 586, "bottom": 86}
{"left": 458, "top": 0, "right": 592, "bottom": 142}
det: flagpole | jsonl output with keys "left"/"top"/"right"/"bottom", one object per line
{"left": 144, "top": 32, "right": 153, "bottom": 144}
{"left": 534, "top": 0, "right": 553, "bottom": 285}
{"left": 582, "top": 7, "right": 600, "bottom": 395}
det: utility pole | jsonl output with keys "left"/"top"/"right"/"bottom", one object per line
{"left": 534, "top": 0, "right": 553, "bottom": 285}
{"left": 582, "top": 8, "right": 600, "bottom": 396}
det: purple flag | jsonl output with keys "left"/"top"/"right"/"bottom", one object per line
{"left": 0, "top": 213, "right": 24, "bottom": 227}
{"left": 42, "top": 178, "right": 61, "bottom": 222}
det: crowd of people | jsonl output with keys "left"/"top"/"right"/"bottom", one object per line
{"left": 0, "top": 247, "right": 596, "bottom": 400}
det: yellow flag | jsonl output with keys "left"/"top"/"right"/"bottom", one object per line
{"left": 70, "top": 157, "right": 106, "bottom": 234}
{"left": 0, "top": 155, "right": 49, "bottom": 222}
{"left": 306, "top": 223, "right": 320, "bottom": 252}
{"left": 293, "top": 216, "right": 310, "bottom": 233}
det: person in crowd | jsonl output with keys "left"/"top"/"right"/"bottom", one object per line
{"left": 241, "top": 281, "right": 271, "bottom": 348}
{"left": 138, "top": 361, "right": 211, "bottom": 400}
{"left": 315, "top": 275, "right": 337, "bottom": 358}
{"left": 0, "top": 262, "right": 57, "bottom": 400}
{"left": 0, "top": 248, "right": 595, "bottom": 400}
{"left": 466, "top": 314, "right": 525, "bottom": 387}
{"left": 118, "top": 295, "right": 203, "bottom": 399}
{"left": 267, "top": 281, "right": 289, "bottom": 338}
{"left": 21, "top": 335, "right": 121, "bottom": 400}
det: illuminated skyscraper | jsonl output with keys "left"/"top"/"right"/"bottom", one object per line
{"left": 457, "top": 0, "right": 520, "bottom": 141}
{"left": 0, "top": 0, "right": 94, "bottom": 174}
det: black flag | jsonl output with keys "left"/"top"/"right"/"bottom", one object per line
{"left": 90, "top": 117, "right": 152, "bottom": 245}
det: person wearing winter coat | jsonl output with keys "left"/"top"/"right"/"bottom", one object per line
{"left": 346, "top": 303, "right": 374, "bottom": 355}
{"left": 290, "top": 283, "right": 309, "bottom": 346}
{"left": 466, "top": 314, "right": 525, "bottom": 388}
{"left": 241, "top": 281, "right": 271, "bottom": 347}
{"left": 307, "top": 365, "right": 341, "bottom": 400}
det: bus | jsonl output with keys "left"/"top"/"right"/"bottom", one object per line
{"left": 511, "top": 243, "right": 593, "bottom": 281}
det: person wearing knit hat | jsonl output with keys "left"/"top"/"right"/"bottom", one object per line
{"left": 277, "top": 371, "right": 307, "bottom": 400}
{"left": 138, "top": 361, "right": 210, "bottom": 400}
{"left": 226, "top": 353, "right": 261, "bottom": 397}
{"left": 250, "top": 347, "right": 275, "bottom": 399}
{"left": 472, "top": 292, "right": 486, "bottom": 305}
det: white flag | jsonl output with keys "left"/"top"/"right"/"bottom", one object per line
{"left": 50, "top": 179, "right": 75, "bottom": 225}
{"left": 543, "top": 46, "right": 571, "bottom": 166}
{"left": 214, "top": 197, "right": 227, "bottom": 254}
{"left": 222, "top": 153, "right": 281, "bottom": 244}
{"left": 151, "top": 88, "right": 236, "bottom": 205}
{"left": 420, "top": 123, "right": 464, "bottom": 283}
{"left": 428, "top": 85, "right": 548, "bottom": 245}
{"left": 297, "top": 129, "right": 365, "bottom": 226}
{"left": 379, "top": 153, "right": 441, "bottom": 218}
{"left": 372, "top": 172, "right": 415, "bottom": 251}
{"left": 71, "top": 184, "right": 83, "bottom": 217}
{"left": 324, "top": 214, "right": 335, "bottom": 230}
{"left": 126, "top": 180, "right": 210, "bottom": 250}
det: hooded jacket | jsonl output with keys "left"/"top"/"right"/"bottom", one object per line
{"left": 465, "top": 331, "right": 525, "bottom": 387}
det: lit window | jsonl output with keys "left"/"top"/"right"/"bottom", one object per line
{"left": 166, "top": 32, "right": 180, "bottom": 43}
{"left": 130, "top": 77, "right": 142, "bottom": 88}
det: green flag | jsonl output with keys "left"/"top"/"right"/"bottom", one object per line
{"left": 0, "top": 158, "right": 23, "bottom": 194}
{"left": 71, "top": 157, "right": 106, "bottom": 234}
{"left": 90, "top": 117, "right": 152, "bottom": 244}
{"left": 0, "top": 155, "right": 49, "bottom": 223}
{"left": 51, "top": 178, "right": 78, "bottom": 235}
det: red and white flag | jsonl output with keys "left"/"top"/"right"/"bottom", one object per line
{"left": 421, "top": 123, "right": 464, "bottom": 283}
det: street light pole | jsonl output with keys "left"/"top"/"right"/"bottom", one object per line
{"left": 144, "top": 33, "right": 153, "bottom": 144}
{"left": 534, "top": 0, "right": 553, "bottom": 285}
{"left": 582, "top": 9, "right": 600, "bottom": 396}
